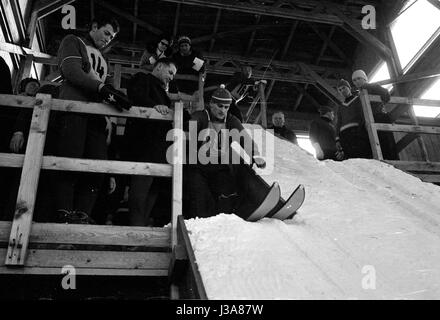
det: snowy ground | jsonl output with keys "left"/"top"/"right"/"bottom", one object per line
{"left": 184, "top": 125, "right": 440, "bottom": 300}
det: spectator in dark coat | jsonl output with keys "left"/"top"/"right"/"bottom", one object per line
{"left": 139, "top": 35, "right": 173, "bottom": 70}
{"left": 268, "top": 112, "right": 298, "bottom": 145}
{"left": 171, "top": 35, "right": 205, "bottom": 96}
{"left": 309, "top": 106, "right": 338, "bottom": 160}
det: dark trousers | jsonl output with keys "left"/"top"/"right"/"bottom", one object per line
{"left": 340, "top": 126, "right": 373, "bottom": 160}
{"left": 52, "top": 114, "right": 107, "bottom": 215}
{"left": 187, "top": 164, "right": 238, "bottom": 218}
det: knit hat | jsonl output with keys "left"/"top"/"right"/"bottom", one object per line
{"left": 19, "top": 77, "right": 40, "bottom": 94}
{"left": 178, "top": 36, "right": 191, "bottom": 46}
{"left": 210, "top": 84, "right": 232, "bottom": 105}
{"left": 337, "top": 79, "right": 351, "bottom": 89}
{"left": 352, "top": 69, "right": 368, "bottom": 81}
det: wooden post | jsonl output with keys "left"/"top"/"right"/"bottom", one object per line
{"left": 171, "top": 102, "right": 184, "bottom": 248}
{"left": 197, "top": 71, "right": 205, "bottom": 111}
{"left": 258, "top": 82, "right": 267, "bottom": 128}
{"left": 113, "top": 63, "right": 122, "bottom": 89}
{"left": 244, "top": 92, "right": 261, "bottom": 123}
{"left": 359, "top": 90, "right": 383, "bottom": 160}
{"left": 5, "top": 94, "right": 52, "bottom": 266}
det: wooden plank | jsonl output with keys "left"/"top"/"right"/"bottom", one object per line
{"left": 395, "top": 133, "right": 419, "bottom": 154}
{"left": 113, "top": 63, "right": 122, "bottom": 89}
{"left": 0, "top": 153, "right": 173, "bottom": 177}
{"left": 373, "top": 123, "right": 440, "bottom": 135}
{"left": 369, "top": 95, "right": 440, "bottom": 108}
{"left": 0, "top": 221, "right": 170, "bottom": 248}
{"left": 37, "top": 0, "right": 77, "bottom": 19}
{"left": 415, "top": 174, "right": 440, "bottom": 183}
{"left": 258, "top": 82, "right": 268, "bottom": 128}
{"left": 209, "top": 9, "right": 222, "bottom": 52}
{"left": 245, "top": 15, "right": 261, "bottom": 56}
{"left": 171, "top": 102, "right": 184, "bottom": 248}
{"left": 0, "top": 94, "right": 174, "bottom": 121}
{"left": 359, "top": 89, "right": 383, "bottom": 159}
{"left": 0, "top": 40, "right": 52, "bottom": 59}
{"left": 177, "top": 216, "right": 207, "bottom": 299}
{"left": 384, "top": 160, "right": 440, "bottom": 173}
{"left": 0, "top": 266, "right": 167, "bottom": 276}
{"left": 0, "top": 249, "right": 170, "bottom": 270}
{"left": 173, "top": 3, "right": 181, "bottom": 38}
{"left": 5, "top": 94, "right": 51, "bottom": 266}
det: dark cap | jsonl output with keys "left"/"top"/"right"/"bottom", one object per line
{"left": 337, "top": 79, "right": 351, "bottom": 89}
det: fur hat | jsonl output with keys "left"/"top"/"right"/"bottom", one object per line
{"left": 352, "top": 69, "right": 368, "bottom": 81}
{"left": 337, "top": 79, "right": 351, "bottom": 89}
{"left": 210, "top": 84, "right": 232, "bottom": 105}
{"left": 178, "top": 36, "right": 191, "bottom": 46}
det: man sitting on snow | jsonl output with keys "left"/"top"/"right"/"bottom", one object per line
{"left": 186, "top": 85, "right": 266, "bottom": 218}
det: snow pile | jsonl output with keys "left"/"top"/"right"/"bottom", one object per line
{"left": 185, "top": 125, "right": 440, "bottom": 299}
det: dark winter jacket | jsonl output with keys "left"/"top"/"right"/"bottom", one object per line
{"left": 268, "top": 125, "right": 298, "bottom": 145}
{"left": 171, "top": 49, "right": 205, "bottom": 94}
{"left": 309, "top": 117, "right": 337, "bottom": 160}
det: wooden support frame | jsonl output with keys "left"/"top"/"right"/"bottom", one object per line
{"left": 5, "top": 93, "right": 51, "bottom": 265}
{"left": 0, "top": 94, "right": 185, "bottom": 284}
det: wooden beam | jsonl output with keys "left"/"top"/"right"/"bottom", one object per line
{"left": 308, "top": 23, "right": 351, "bottom": 65}
{"left": 373, "top": 123, "right": 440, "bottom": 135}
{"left": 384, "top": 160, "right": 440, "bottom": 173}
{"left": 245, "top": 15, "right": 261, "bottom": 56}
{"left": 0, "top": 222, "right": 170, "bottom": 248}
{"left": 173, "top": 3, "right": 181, "bottom": 38}
{"left": 325, "top": 4, "right": 392, "bottom": 60}
{"left": 37, "top": 0, "right": 76, "bottom": 19}
{"left": 395, "top": 133, "right": 419, "bottom": 154}
{"left": 5, "top": 94, "right": 51, "bottom": 266}
{"left": 209, "top": 9, "right": 222, "bottom": 52}
{"left": 132, "top": 0, "right": 139, "bottom": 43}
{"left": 427, "top": 0, "right": 440, "bottom": 11}
{"left": 171, "top": 102, "right": 184, "bottom": 248}
{"left": 292, "top": 83, "right": 322, "bottom": 111}
{"left": 298, "top": 62, "right": 340, "bottom": 103}
{"left": 90, "top": 0, "right": 95, "bottom": 19}
{"left": 258, "top": 82, "right": 268, "bottom": 128}
{"left": 281, "top": 21, "right": 299, "bottom": 59}
{"left": 158, "top": 0, "right": 345, "bottom": 25}
{"left": 0, "top": 94, "right": 174, "bottom": 121}
{"left": 95, "top": 0, "right": 163, "bottom": 35}
{"left": 1, "top": 249, "right": 170, "bottom": 273}
{"left": 176, "top": 216, "right": 208, "bottom": 299}
{"left": 0, "top": 153, "right": 173, "bottom": 177}
{"left": 359, "top": 89, "right": 384, "bottom": 159}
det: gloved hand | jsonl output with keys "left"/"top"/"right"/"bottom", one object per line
{"left": 252, "top": 155, "right": 266, "bottom": 169}
{"left": 254, "top": 79, "right": 267, "bottom": 85}
{"left": 99, "top": 84, "right": 131, "bottom": 111}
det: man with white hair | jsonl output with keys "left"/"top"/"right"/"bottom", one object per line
{"left": 268, "top": 111, "right": 298, "bottom": 145}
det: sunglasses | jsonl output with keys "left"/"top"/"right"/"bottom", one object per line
{"left": 160, "top": 41, "right": 169, "bottom": 47}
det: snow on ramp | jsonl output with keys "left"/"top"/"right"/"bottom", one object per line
{"left": 185, "top": 125, "right": 440, "bottom": 299}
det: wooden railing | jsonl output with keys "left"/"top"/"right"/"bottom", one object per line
{"left": 0, "top": 94, "right": 184, "bottom": 276}
{"left": 359, "top": 90, "right": 440, "bottom": 183}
